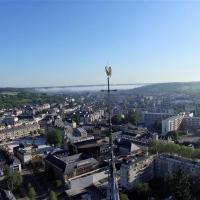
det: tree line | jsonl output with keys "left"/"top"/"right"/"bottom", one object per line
{"left": 0, "top": 92, "right": 65, "bottom": 109}
{"left": 149, "top": 140, "right": 200, "bottom": 159}
{"left": 111, "top": 111, "right": 139, "bottom": 125}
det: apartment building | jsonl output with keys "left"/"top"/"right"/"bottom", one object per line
{"left": 155, "top": 154, "right": 200, "bottom": 179}
{"left": 162, "top": 115, "right": 185, "bottom": 135}
{"left": 36, "top": 104, "right": 50, "bottom": 112}
{"left": 141, "top": 111, "right": 173, "bottom": 126}
{"left": 182, "top": 116, "right": 200, "bottom": 131}
{"left": 120, "top": 154, "right": 200, "bottom": 191}
{"left": 162, "top": 112, "right": 199, "bottom": 135}
{"left": 120, "top": 156, "right": 154, "bottom": 190}
{"left": 84, "top": 110, "right": 105, "bottom": 124}
{"left": 0, "top": 123, "right": 40, "bottom": 141}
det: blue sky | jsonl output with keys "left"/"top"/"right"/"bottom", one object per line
{"left": 0, "top": 1, "right": 200, "bottom": 87}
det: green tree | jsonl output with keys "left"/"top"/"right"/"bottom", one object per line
{"left": 68, "top": 141, "right": 78, "bottom": 155}
{"left": 128, "top": 111, "right": 139, "bottom": 126}
{"left": 54, "top": 179, "right": 62, "bottom": 188}
{"left": 149, "top": 140, "right": 200, "bottom": 159}
{"left": 111, "top": 115, "right": 123, "bottom": 125}
{"left": 27, "top": 183, "right": 36, "bottom": 200}
{"left": 169, "top": 168, "right": 196, "bottom": 200}
{"left": 188, "top": 175, "right": 199, "bottom": 198}
{"left": 3, "top": 164, "right": 10, "bottom": 177}
{"left": 49, "top": 191, "right": 57, "bottom": 200}
{"left": 168, "top": 131, "right": 179, "bottom": 141}
{"left": 129, "top": 182, "right": 150, "bottom": 200}
{"left": 46, "top": 129, "right": 62, "bottom": 147}
{"left": 72, "top": 115, "right": 78, "bottom": 124}
{"left": 7, "top": 171, "right": 23, "bottom": 191}
{"left": 120, "top": 192, "right": 129, "bottom": 200}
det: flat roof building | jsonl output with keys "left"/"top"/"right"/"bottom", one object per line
{"left": 44, "top": 152, "right": 108, "bottom": 191}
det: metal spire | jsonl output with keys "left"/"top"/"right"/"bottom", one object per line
{"left": 105, "top": 66, "right": 120, "bottom": 200}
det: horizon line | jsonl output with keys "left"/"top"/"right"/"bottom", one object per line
{"left": 1, "top": 80, "right": 200, "bottom": 89}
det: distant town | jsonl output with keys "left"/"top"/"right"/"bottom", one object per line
{"left": 1, "top": 82, "right": 200, "bottom": 199}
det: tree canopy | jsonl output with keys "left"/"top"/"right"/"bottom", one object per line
{"left": 27, "top": 183, "right": 36, "bottom": 200}
{"left": 167, "top": 131, "right": 179, "bottom": 141}
{"left": 169, "top": 168, "right": 198, "bottom": 200}
{"left": 129, "top": 182, "right": 150, "bottom": 200}
{"left": 167, "top": 130, "right": 187, "bottom": 141}
{"left": 0, "top": 92, "right": 65, "bottom": 109}
{"left": 3, "top": 165, "right": 10, "bottom": 177}
{"left": 111, "top": 115, "right": 123, "bottom": 125}
{"left": 46, "top": 129, "right": 62, "bottom": 147}
{"left": 128, "top": 111, "right": 139, "bottom": 126}
{"left": 149, "top": 140, "right": 200, "bottom": 159}
{"left": 68, "top": 141, "right": 78, "bottom": 155}
{"left": 49, "top": 191, "right": 57, "bottom": 200}
{"left": 120, "top": 192, "right": 129, "bottom": 200}
{"left": 3, "top": 167, "right": 23, "bottom": 191}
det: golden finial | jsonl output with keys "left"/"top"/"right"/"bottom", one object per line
{"left": 105, "top": 66, "right": 112, "bottom": 77}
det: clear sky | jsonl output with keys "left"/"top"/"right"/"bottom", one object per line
{"left": 1, "top": 1, "right": 200, "bottom": 87}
